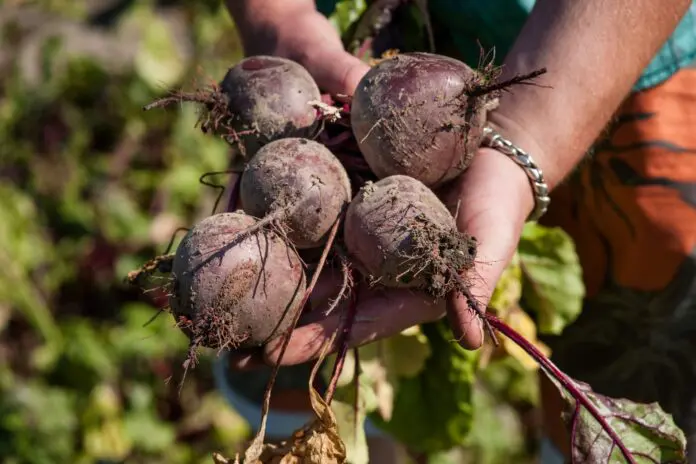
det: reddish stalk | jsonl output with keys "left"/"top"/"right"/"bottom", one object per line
{"left": 485, "top": 314, "right": 637, "bottom": 464}
{"left": 324, "top": 280, "right": 359, "bottom": 405}
{"left": 243, "top": 213, "right": 343, "bottom": 460}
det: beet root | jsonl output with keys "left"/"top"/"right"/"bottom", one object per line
{"left": 350, "top": 52, "right": 493, "bottom": 188}
{"left": 239, "top": 137, "right": 352, "bottom": 249}
{"left": 170, "top": 212, "right": 307, "bottom": 351}
{"left": 218, "top": 56, "right": 322, "bottom": 154}
{"left": 343, "top": 175, "right": 477, "bottom": 295}
{"left": 146, "top": 55, "right": 322, "bottom": 158}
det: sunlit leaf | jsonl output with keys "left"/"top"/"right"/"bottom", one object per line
{"left": 501, "top": 306, "right": 551, "bottom": 371}
{"left": 133, "top": 6, "right": 189, "bottom": 89}
{"left": 328, "top": 0, "right": 368, "bottom": 34}
{"left": 546, "top": 373, "right": 688, "bottom": 463}
{"left": 518, "top": 223, "right": 585, "bottom": 335}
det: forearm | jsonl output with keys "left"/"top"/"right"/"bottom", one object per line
{"left": 488, "top": 0, "right": 690, "bottom": 190}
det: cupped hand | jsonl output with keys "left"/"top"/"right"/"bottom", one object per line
{"left": 229, "top": 146, "right": 535, "bottom": 369}
{"left": 267, "top": 12, "right": 370, "bottom": 96}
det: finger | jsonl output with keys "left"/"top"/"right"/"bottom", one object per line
{"left": 309, "top": 52, "right": 370, "bottom": 96}
{"left": 263, "top": 286, "right": 445, "bottom": 366}
{"left": 223, "top": 270, "right": 343, "bottom": 372}
{"left": 442, "top": 148, "right": 531, "bottom": 349}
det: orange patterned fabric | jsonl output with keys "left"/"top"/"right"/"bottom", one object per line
{"left": 540, "top": 68, "right": 696, "bottom": 459}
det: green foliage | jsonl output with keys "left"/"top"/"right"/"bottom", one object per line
{"left": 368, "top": 321, "right": 478, "bottom": 455}
{"left": 0, "top": 2, "right": 249, "bottom": 462}
{"left": 328, "top": 0, "right": 368, "bottom": 35}
{"left": 518, "top": 223, "right": 585, "bottom": 335}
{"left": 552, "top": 377, "right": 687, "bottom": 463}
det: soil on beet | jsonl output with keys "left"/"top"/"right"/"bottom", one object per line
{"left": 408, "top": 216, "right": 478, "bottom": 298}
{"left": 146, "top": 56, "right": 322, "bottom": 159}
{"left": 344, "top": 175, "right": 478, "bottom": 291}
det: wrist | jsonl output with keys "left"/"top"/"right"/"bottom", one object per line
{"left": 484, "top": 113, "right": 552, "bottom": 222}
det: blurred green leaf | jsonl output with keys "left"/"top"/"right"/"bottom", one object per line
{"left": 0, "top": 3, "right": 249, "bottom": 463}
{"left": 489, "top": 253, "right": 523, "bottom": 313}
{"left": 519, "top": 223, "right": 586, "bottom": 335}
{"left": 0, "top": 185, "right": 61, "bottom": 347}
{"left": 329, "top": 0, "right": 368, "bottom": 34}
{"left": 462, "top": 382, "right": 526, "bottom": 464}
{"left": 82, "top": 384, "right": 132, "bottom": 460}
{"left": 48, "top": 319, "right": 118, "bottom": 388}
{"left": 124, "top": 409, "right": 177, "bottom": 454}
{"left": 133, "top": 5, "right": 189, "bottom": 90}
{"left": 0, "top": 382, "right": 79, "bottom": 463}
{"left": 109, "top": 303, "right": 188, "bottom": 360}
{"left": 370, "top": 321, "right": 478, "bottom": 454}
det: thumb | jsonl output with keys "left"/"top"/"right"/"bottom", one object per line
{"left": 305, "top": 51, "right": 370, "bottom": 96}
{"left": 441, "top": 148, "right": 533, "bottom": 349}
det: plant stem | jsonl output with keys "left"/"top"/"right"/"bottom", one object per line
{"left": 244, "top": 212, "right": 342, "bottom": 461}
{"left": 468, "top": 68, "right": 548, "bottom": 98}
{"left": 485, "top": 314, "right": 637, "bottom": 464}
{"left": 325, "top": 279, "right": 359, "bottom": 405}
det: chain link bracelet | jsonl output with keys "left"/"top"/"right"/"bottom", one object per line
{"left": 481, "top": 126, "right": 551, "bottom": 222}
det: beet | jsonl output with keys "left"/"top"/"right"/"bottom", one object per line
{"left": 145, "top": 55, "right": 322, "bottom": 158}
{"left": 170, "top": 212, "right": 307, "bottom": 350}
{"left": 344, "top": 175, "right": 477, "bottom": 295}
{"left": 239, "top": 138, "right": 352, "bottom": 249}
{"left": 218, "top": 56, "right": 322, "bottom": 155}
{"left": 350, "top": 52, "right": 493, "bottom": 188}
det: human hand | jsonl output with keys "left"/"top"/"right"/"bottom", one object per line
{"left": 234, "top": 8, "right": 370, "bottom": 96}
{"left": 228, "top": 145, "right": 536, "bottom": 369}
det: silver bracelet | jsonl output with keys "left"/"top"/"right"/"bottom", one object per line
{"left": 481, "top": 126, "right": 551, "bottom": 222}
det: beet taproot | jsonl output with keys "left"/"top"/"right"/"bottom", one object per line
{"left": 145, "top": 55, "right": 322, "bottom": 158}
{"left": 343, "top": 175, "right": 477, "bottom": 295}
{"left": 219, "top": 56, "right": 322, "bottom": 154}
{"left": 239, "top": 137, "right": 352, "bottom": 249}
{"left": 350, "top": 52, "right": 493, "bottom": 188}
{"left": 170, "top": 211, "right": 307, "bottom": 351}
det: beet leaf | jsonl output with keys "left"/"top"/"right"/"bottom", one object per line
{"left": 486, "top": 314, "right": 688, "bottom": 463}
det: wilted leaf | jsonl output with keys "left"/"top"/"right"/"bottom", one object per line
{"left": 242, "top": 343, "right": 347, "bottom": 464}
{"left": 245, "top": 386, "right": 347, "bottom": 464}
{"left": 546, "top": 373, "right": 687, "bottom": 463}
{"left": 518, "top": 223, "right": 585, "bottom": 335}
